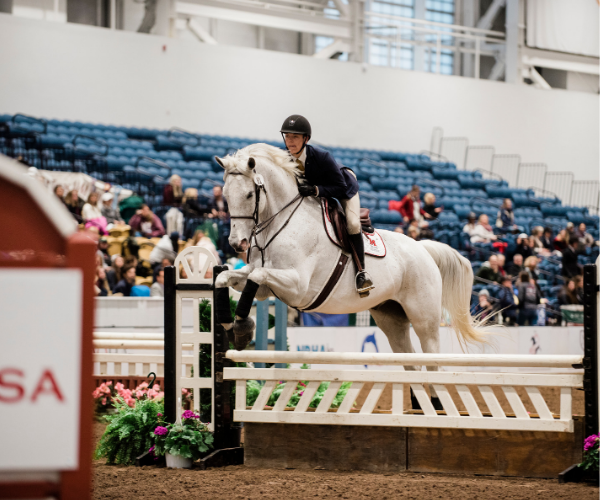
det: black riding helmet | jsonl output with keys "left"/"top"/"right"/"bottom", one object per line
{"left": 280, "top": 115, "right": 311, "bottom": 154}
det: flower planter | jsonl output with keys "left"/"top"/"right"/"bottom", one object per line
{"left": 166, "top": 452, "right": 192, "bottom": 469}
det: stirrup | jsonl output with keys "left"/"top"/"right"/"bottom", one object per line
{"left": 355, "top": 270, "right": 375, "bottom": 298}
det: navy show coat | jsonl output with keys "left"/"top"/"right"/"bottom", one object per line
{"left": 303, "top": 144, "right": 359, "bottom": 200}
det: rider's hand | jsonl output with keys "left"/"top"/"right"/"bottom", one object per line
{"left": 298, "top": 183, "right": 318, "bottom": 197}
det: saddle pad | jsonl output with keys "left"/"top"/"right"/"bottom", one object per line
{"left": 322, "top": 202, "right": 386, "bottom": 258}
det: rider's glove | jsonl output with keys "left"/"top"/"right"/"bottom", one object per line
{"left": 298, "top": 183, "right": 318, "bottom": 197}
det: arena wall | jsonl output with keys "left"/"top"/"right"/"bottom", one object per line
{"left": 0, "top": 14, "right": 597, "bottom": 181}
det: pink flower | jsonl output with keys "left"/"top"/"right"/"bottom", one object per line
{"left": 136, "top": 390, "right": 145, "bottom": 399}
{"left": 157, "top": 413, "right": 163, "bottom": 417}
{"left": 115, "top": 383, "right": 124, "bottom": 391}
{"left": 152, "top": 384, "right": 160, "bottom": 391}
{"left": 138, "top": 382, "right": 149, "bottom": 389}
{"left": 182, "top": 410, "right": 200, "bottom": 419}
{"left": 154, "top": 426, "right": 168, "bottom": 436}
{"left": 299, "top": 391, "right": 304, "bottom": 396}
{"left": 101, "top": 397, "right": 107, "bottom": 405}
{"left": 92, "top": 388, "right": 102, "bottom": 398}
{"left": 147, "top": 389, "right": 158, "bottom": 398}
{"left": 125, "top": 398, "right": 135, "bottom": 408}
{"left": 584, "top": 434, "right": 599, "bottom": 452}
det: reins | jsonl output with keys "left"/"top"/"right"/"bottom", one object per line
{"left": 229, "top": 175, "right": 304, "bottom": 266}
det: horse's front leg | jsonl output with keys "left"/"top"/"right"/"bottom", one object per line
{"left": 230, "top": 267, "right": 302, "bottom": 351}
{"left": 215, "top": 265, "right": 254, "bottom": 293}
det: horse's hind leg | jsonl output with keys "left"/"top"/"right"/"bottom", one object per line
{"left": 371, "top": 300, "right": 443, "bottom": 411}
{"left": 370, "top": 301, "right": 425, "bottom": 410}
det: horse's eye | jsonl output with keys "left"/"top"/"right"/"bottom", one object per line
{"left": 246, "top": 192, "right": 253, "bottom": 199}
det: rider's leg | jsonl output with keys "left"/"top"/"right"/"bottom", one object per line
{"left": 342, "top": 194, "right": 374, "bottom": 296}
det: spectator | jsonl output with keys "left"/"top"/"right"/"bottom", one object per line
{"left": 407, "top": 225, "right": 420, "bottom": 240}
{"left": 95, "top": 266, "right": 111, "bottom": 297}
{"left": 566, "top": 222, "right": 576, "bottom": 243}
{"left": 515, "top": 233, "right": 532, "bottom": 259}
{"left": 398, "top": 185, "right": 425, "bottom": 225}
{"left": 475, "top": 254, "right": 502, "bottom": 284}
{"left": 523, "top": 256, "right": 539, "bottom": 281}
{"left": 182, "top": 188, "right": 208, "bottom": 219}
{"left": 106, "top": 255, "right": 125, "bottom": 291}
{"left": 82, "top": 192, "right": 102, "bottom": 221}
{"left": 64, "top": 189, "right": 83, "bottom": 221}
{"left": 553, "top": 229, "right": 568, "bottom": 252}
{"left": 163, "top": 174, "right": 183, "bottom": 206}
{"left": 208, "top": 185, "right": 229, "bottom": 220}
{"left": 576, "top": 223, "right": 595, "bottom": 248}
{"left": 54, "top": 185, "right": 65, "bottom": 202}
{"left": 149, "top": 233, "right": 178, "bottom": 266}
{"left": 98, "top": 237, "right": 111, "bottom": 267}
{"left": 129, "top": 204, "right": 165, "bottom": 238}
{"left": 394, "top": 226, "right": 404, "bottom": 234}
{"left": 423, "top": 193, "right": 442, "bottom": 220}
{"left": 471, "top": 289, "right": 494, "bottom": 321}
{"left": 496, "top": 198, "right": 516, "bottom": 233}
{"left": 186, "top": 229, "right": 222, "bottom": 264}
{"left": 470, "top": 214, "right": 498, "bottom": 244}
{"left": 573, "top": 275, "right": 584, "bottom": 303}
{"left": 562, "top": 239, "right": 582, "bottom": 278}
{"left": 516, "top": 271, "right": 541, "bottom": 326}
{"left": 530, "top": 226, "right": 550, "bottom": 256}
{"left": 505, "top": 253, "right": 523, "bottom": 277}
{"left": 151, "top": 268, "right": 165, "bottom": 297}
{"left": 541, "top": 227, "right": 554, "bottom": 251}
{"left": 497, "top": 276, "right": 518, "bottom": 325}
{"left": 82, "top": 192, "right": 108, "bottom": 234}
{"left": 558, "top": 279, "right": 580, "bottom": 306}
{"left": 101, "top": 192, "right": 123, "bottom": 225}
{"left": 496, "top": 253, "right": 506, "bottom": 276}
{"left": 113, "top": 265, "right": 136, "bottom": 296}
{"left": 462, "top": 212, "right": 477, "bottom": 237}
{"left": 154, "top": 257, "right": 174, "bottom": 282}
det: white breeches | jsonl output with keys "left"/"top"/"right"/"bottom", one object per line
{"left": 342, "top": 193, "right": 361, "bottom": 235}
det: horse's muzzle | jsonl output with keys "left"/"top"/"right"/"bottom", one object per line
{"left": 230, "top": 238, "right": 249, "bottom": 253}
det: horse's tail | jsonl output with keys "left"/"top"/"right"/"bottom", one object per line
{"left": 419, "top": 240, "right": 491, "bottom": 349}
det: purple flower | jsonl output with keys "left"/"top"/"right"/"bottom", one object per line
{"left": 157, "top": 413, "right": 163, "bottom": 417}
{"left": 584, "top": 434, "right": 599, "bottom": 452}
{"left": 154, "top": 426, "right": 168, "bottom": 436}
{"left": 182, "top": 410, "right": 200, "bottom": 419}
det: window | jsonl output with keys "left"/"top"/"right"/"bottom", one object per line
{"left": 368, "top": 0, "right": 415, "bottom": 69}
{"left": 424, "top": 0, "right": 455, "bottom": 75}
{"left": 315, "top": 0, "right": 349, "bottom": 60}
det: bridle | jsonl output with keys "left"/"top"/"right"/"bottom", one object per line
{"left": 229, "top": 173, "right": 304, "bottom": 266}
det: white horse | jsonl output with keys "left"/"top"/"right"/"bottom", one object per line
{"left": 214, "top": 144, "right": 488, "bottom": 400}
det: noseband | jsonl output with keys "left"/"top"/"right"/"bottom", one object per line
{"left": 229, "top": 173, "right": 303, "bottom": 266}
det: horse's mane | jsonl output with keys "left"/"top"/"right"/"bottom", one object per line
{"left": 225, "top": 143, "right": 300, "bottom": 179}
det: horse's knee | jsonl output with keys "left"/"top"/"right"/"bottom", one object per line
{"left": 215, "top": 272, "right": 229, "bottom": 288}
{"left": 248, "top": 268, "right": 268, "bottom": 285}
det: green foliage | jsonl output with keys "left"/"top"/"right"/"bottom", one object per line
{"left": 153, "top": 415, "right": 214, "bottom": 461}
{"left": 94, "top": 397, "right": 164, "bottom": 465}
{"left": 246, "top": 364, "right": 354, "bottom": 410}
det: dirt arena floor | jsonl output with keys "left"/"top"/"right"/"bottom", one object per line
{"left": 93, "top": 383, "right": 598, "bottom": 500}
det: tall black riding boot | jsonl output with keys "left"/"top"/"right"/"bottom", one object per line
{"left": 348, "top": 233, "right": 375, "bottom": 298}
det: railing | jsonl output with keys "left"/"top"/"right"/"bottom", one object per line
{"left": 363, "top": 12, "right": 505, "bottom": 78}
{"left": 544, "top": 172, "right": 574, "bottom": 206}
{"left": 517, "top": 163, "right": 547, "bottom": 192}
{"left": 465, "top": 145, "right": 495, "bottom": 172}
{"left": 439, "top": 137, "right": 469, "bottom": 169}
{"left": 570, "top": 180, "right": 599, "bottom": 212}
{"left": 491, "top": 154, "right": 521, "bottom": 187}
{"left": 224, "top": 351, "right": 582, "bottom": 433}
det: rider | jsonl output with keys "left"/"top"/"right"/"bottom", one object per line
{"left": 280, "top": 114, "right": 375, "bottom": 297}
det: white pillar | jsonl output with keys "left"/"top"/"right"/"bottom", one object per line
{"left": 504, "top": 0, "right": 521, "bottom": 84}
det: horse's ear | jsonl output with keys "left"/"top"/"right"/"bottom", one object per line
{"left": 248, "top": 157, "right": 256, "bottom": 170}
{"left": 214, "top": 156, "right": 226, "bottom": 169}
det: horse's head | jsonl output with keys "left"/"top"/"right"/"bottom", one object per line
{"left": 216, "top": 144, "right": 300, "bottom": 254}
{"left": 216, "top": 154, "right": 264, "bottom": 253}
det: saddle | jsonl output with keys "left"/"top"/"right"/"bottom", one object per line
{"left": 325, "top": 199, "right": 374, "bottom": 256}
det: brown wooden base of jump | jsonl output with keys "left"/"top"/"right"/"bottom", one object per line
{"left": 243, "top": 418, "right": 584, "bottom": 478}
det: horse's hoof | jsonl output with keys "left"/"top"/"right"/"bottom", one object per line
{"left": 225, "top": 327, "right": 235, "bottom": 347}
{"left": 233, "top": 317, "right": 255, "bottom": 351}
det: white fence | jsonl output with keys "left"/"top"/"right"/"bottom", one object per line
{"left": 224, "top": 351, "right": 583, "bottom": 433}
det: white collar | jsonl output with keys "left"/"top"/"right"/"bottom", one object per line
{"left": 297, "top": 147, "right": 307, "bottom": 166}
